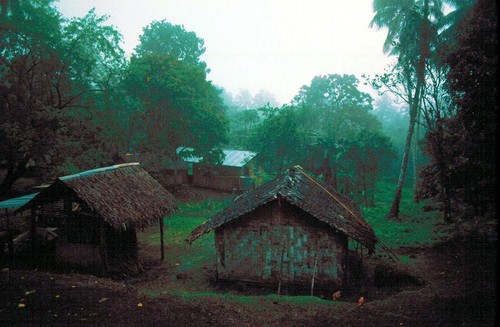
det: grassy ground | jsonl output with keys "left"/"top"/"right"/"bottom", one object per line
{"left": 361, "top": 181, "right": 454, "bottom": 267}
{"left": 1, "top": 184, "right": 496, "bottom": 326}
{"left": 135, "top": 183, "right": 448, "bottom": 301}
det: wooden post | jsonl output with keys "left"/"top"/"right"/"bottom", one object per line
{"left": 159, "top": 217, "right": 165, "bottom": 260}
{"left": 343, "top": 237, "right": 349, "bottom": 288}
{"left": 277, "top": 236, "right": 286, "bottom": 295}
{"left": 311, "top": 254, "right": 319, "bottom": 296}
{"left": 99, "top": 219, "right": 108, "bottom": 275}
{"left": 30, "top": 207, "right": 37, "bottom": 267}
{"left": 5, "top": 209, "right": 14, "bottom": 261}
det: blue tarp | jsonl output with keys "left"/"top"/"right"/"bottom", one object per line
{"left": 0, "top": 193, "right": 38, "bottom": 210}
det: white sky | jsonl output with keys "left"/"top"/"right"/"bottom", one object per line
{"left": 55, "top": 0, "right": 393, "bottom": 105}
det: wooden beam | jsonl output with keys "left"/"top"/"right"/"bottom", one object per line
{"left": 5, "top": 209, "right": 14, "bottom": 261}
{"left": 99, "top": 218, "right": 108, "bottom": 275}
{"left": 30, "top": 207, "right": 37, "bottom": 265}
{"left": 311, "top": 254, "right": 319, "bottom": 296}
{"left": 159, "top": 217, "right": 165, "bottom": 260}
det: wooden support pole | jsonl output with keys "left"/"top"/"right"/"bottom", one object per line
{"left": 344, "top": 237, "right": 349, "bottom": 288}
{"left": 277, "top": 237, "right": 286, "bottom": 295}
{"left": 30, "top": 208, "right": 37, "bottom": 266}
{"left": 5, "top": 209, "right": 14, "bottom": 261}
{"left": 311, "top": 254, "right": 319, "bottom": 296}
{"left": 99, "top": 219, "right": 108, "bottom": 275}
{"left": 159, "top": 217, "right": 165, "bottom": 260}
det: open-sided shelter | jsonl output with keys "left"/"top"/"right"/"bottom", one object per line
{"left": 187, "top": 166, "right": 377, "bottom": 291}
{"left": 17, "top": 163, "right": 177, "bottom": 274}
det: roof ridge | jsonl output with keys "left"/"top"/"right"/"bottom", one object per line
{"left": 60, "top": 163, "right": 140, "bottom": 181}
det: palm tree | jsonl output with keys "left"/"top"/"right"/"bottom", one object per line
{"left": 370, "top": 0, "right": 444, "bottom": 219}
{"left": 438, "top": 0, "right": 476, "bottom": 50}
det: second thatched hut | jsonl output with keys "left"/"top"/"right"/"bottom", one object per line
{"left": 187, "top": 166, "right": 377, "bottom": 292}
{"left": 16, "top": 163, "right": 177, "bottom": 274}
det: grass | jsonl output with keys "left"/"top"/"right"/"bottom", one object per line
{"left": 143, "top": 197, "right": 231, "bottom": 270}
{"left": 147, "top": 181, "right": 446, "bottom": 255}
{"left": 168, "top": 291, "right": 339, "bottom": 308}
{"left": 361, "top": 180, "right": 450, "bottom": 250}
{"left": 138, "top": 183, "right": 451, "bottom": 303}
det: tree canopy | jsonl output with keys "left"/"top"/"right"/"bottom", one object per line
{"left": 0, "top": 2, "right": 229, "bottom": 197}
{"left": 0, "top": 1, "right": 126, "bottom": 196}
{"left": 134, "top": 20, "right": 207, "bottom": 72}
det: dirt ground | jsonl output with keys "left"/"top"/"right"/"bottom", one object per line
{"left": 0, "top": 186, "right": 497, "bottom": 326}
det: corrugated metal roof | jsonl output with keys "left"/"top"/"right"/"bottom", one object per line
{"left": 177, "top": 148, "right": 257, "bottom": 167}
{"left": 221, "top": 150, "right": 257, "bottom": 167}
{"left": 0, "top": 193, "right": 38, "bottom": 209}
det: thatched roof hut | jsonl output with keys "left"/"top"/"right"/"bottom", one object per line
{"left": 16, "top": 163, "right": 177, "bottom": 273}
{"left": 18, "top": 163, "right": 177, "bottom": 230}
{"left": 187, "top": 166, "right": 376, "bottom": 250}
{"left": 186, "top": 166, "right": 377, "bottom": 290}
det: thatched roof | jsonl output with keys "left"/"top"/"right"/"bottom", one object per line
{"left": 17, "top": 163, "right": 177, "bottom": 230}
{"left": 186, "top": 166, "right": 377, "bottom": 251}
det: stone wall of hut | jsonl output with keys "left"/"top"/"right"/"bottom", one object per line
{"left": 214, "top": 199, "right": 348, "bottom": 290}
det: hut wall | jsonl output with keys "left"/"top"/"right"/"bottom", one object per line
{"left": 193, "top": 175, "right": 243, "bottom": 192}
{"left": 55, "top": 243, "right": 102, "bottom": 267}
{"left": 214, "top": 200, "right": 347, "bottom": 289}
{"left": 191, "top": 161, "right": 258, "bottom": 192}
{"left": 35, "top": 202, "right": 139, "bottom": 273}
{"left": 192, "top": 164, "right": 254, "bottom": 192}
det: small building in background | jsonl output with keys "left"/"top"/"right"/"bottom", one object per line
{"left": 187, "top": 166, "right": 377, "bottom": 293}
{"left": 15, "top": 163, "right": 177, "bottom": 274}
{"left": 117, "top": 152, "right": 189, "bottom": 188}
{"left": 177, "top": 147, "right": 259, "bottom": 193}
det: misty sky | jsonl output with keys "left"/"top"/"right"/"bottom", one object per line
{"left": 55, "top": 0, "right": 393, "bottom": 105}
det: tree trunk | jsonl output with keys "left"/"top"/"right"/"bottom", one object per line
{"left": 387, "top": 1, "right": 429, "bottom": 220}
{"left": 387, "top": 115, "right": 417, "bottom": 220}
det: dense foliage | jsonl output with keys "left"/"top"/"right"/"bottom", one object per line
{"left": 416, "top": 0, "right": 497, "bottom": 221}
{"left": 0, "top": 0, "right": 495, "bottom": 225}
{"left": 0, "top": 0, "right": 229, "bottom": 197}
{"left": 246, "top": 74, "right": 395, "bottom": 206}
{"left": 0, "top": 3, "right": 124, "bottom": 195}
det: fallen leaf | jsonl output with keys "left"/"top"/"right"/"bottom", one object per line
{"left": 18, "top": 303, "right": 26, "bottom": 308}
{"left": 25, "top": 289, "right": 35, "bottom": 295}
{"left": 99, "top": 298, "right": 108, "bottom": 303}
{"left": 137, "top": 303, "right": 143, "bottom": 307}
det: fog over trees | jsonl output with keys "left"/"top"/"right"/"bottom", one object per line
{"left": 1, "top": 0, "right": 496, "bottom": 224}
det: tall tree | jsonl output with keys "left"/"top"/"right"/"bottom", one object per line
{"left": 134, "top": 20, "right": 207, "bottom": 71}
{"left": 344, "top": 130, "right": 395, "bottom": 206}
{"left": 0, "top": 2, "right": 126, "bottom": 196}
{"left": 418, "top": 0, "right": 496, "bottom": 220}
{"left": 293, "top": 74, "right": 377, "bottom": 187}
{"left": 247, "top": 105, "right": 308, "bottom": 173}
{"left": 124, "top": 54, "right": 228, "bottom": 164}
{"left": 0, "top": 0, "right": 63, "bottom": 196}
{"left": 370, "top": 0, "right": 444, "bottom": 219}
